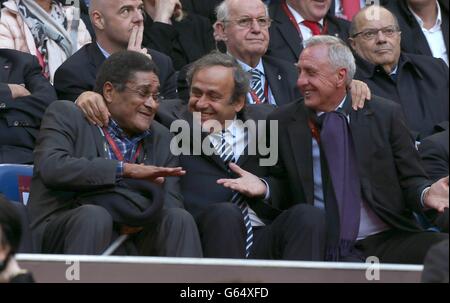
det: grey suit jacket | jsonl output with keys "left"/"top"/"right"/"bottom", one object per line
{"left": 28, "top": 100, "right": 184, "bottom": 249}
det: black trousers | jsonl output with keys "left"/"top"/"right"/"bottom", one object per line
{"left": 41, "top": 205, "right": 203, "bottom": 257}
{"left": 355, "top": 229, "right": 449, "bottom": 264}
{"left": 197, "top": 203, "right": 326, "bottom": 260}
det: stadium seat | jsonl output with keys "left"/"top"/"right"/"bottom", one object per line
{"left": 0, "top": 164, "right": 33, "bottom": 205}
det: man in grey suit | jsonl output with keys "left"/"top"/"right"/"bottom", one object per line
{"left": 27, "top": 51, "right": 202, "bottom": 257}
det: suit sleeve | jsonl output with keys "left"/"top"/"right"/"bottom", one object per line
{"left": 143, "top": 22, "right": 178, "bottom": 60}
{"left": 53, "top": 62, "right": 90, "bottom": 101}
{"left": 34, "top": 101, "right": 118, "bottom": 191}
{"left": 419, "top": 132, "right": 449, "bottom": 182}
{"left": 0, "top": 55, "right": 57, "bottom": 127}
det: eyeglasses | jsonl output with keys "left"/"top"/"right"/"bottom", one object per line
{"left": 124, "top": 86, "right": 164, "bottom": 103}
{"left": 352, "top": 26, "right": 400, "bottom": 40}
{"left": 223, "top": 17, "right": 272, "bottom": 29}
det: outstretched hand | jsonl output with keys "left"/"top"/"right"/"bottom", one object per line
{"left": 217, "top": 163, "right": 267, "bottom": 198}
{"left": 124, "top": 163, "right": 186, "bottom": 185}
{"left": 424, "top": 176, "right": 449, "bottom": 213}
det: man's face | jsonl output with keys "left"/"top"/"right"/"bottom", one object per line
{"left": 219, "top": 0, "right": 270, "bottom": 62}
{"left": 287, "top": 0, "right": 332, "bottom": 22}
{"left": 98, "top": 0, "right": 145, "bottom": 48}
{"left": 188, "top": 66, "right": 245, "bottom": 128}
{"left": 350, "top": 8, "right": 401, "bottom": 70}
{"left": 107, "top": 71, "right": 160, "bottom": 136}
{"left": 297, "top": 45, "right": 344, "bottom": 112}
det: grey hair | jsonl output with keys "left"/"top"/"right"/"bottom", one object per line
{"left": 303, "top": 36, "right": 356, "bottom": 85}
{"left": 216, "top": 0, "right": 269, "bottom": 22}
{"left": 186, "top": 51, "right": 250, "bottom": 104}
{"left": 349, "top": 5, "right": 400, "bottom": 36}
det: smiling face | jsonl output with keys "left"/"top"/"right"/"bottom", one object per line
{"left": 287, "top": 0, "right": 332, "bottom": 21}
{"left": 188, "top": 65, "right": 245, "bottom": 128}
{"left": 350, "top": 6, "right": 401, "bottom": 73}
{"left": 105, "top": 71, "right": 160, "bottom": 136}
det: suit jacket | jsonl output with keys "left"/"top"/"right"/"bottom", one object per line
{"left": 176, "top": 54, "right": 301, "bottom": 105}
{"left": 28, "top": 100, "right": 184, "bottom": 250}
{"left": 384, "top": 0, "right": 449, "bottom": 59}
{"left": 180, "top": 0, "right": 222, "bottom": 24}
{"left": 267, "top": 3, "right": 350, "bottom": 64}
{"left": 158, "top": 99, "right": 280, "bottom": 222}
{"left": 266, "top": 95, "right": 432, "bottom": 233}
{"left": 354, "top": 52, "right": 449, "bottom": 140}
{"left": 419, "top": 123, "right": 449, "bottom": 182}
{"left": 53, "top": 42, "right": 178, "bottom": 101}
{"left": 142, "top": 12, "right": 215, "bottom": 71}
{"left": 0, "top": 49, "right": 56, "bottom": 164}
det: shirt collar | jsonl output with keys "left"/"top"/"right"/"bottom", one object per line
{"left": 237, "top": 58, "right": 265, "bottom": 75}
{"left": 97, "top": 42, "right": 111, "bottom": 58}
{"left": 317, "top": 95, "right": 347, "bottom": 117}
{"left": 106, "top": 118, "right": 150, "bottom": 143}
{"left": 408, "top": 0, "right": 442, "bottom": 30}
{"left": 286, "top": 2, "right": 324, "bottom": 26}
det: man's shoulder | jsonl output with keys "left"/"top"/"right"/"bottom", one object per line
{"left": 46, "top": 100, "right": 80, "bottom": 114}
{"left": 268, "top": 99, "right": 304, "bottom": 122}
{"left": 57, "top": 43, "right": 95, "bottom": 70}
{"left": 147, "top": 48, "right": 172, "bottom": 65}
{"left": 402, "top": 53, "right": 449, "bottom": 75}
{"left": 262, "top": 55, "right": 297, "bottom": 73}
{"left": 0, "top": 48, "right": 36, "bottom": 65}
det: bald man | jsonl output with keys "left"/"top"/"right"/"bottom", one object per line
{"left": 54, "top": 0, "right": 178, "bottom": 102}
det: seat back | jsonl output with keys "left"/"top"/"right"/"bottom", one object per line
{"left": 0, "top": 164, "right": 33, "bottom": 205}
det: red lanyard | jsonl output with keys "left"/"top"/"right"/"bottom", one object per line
{"left": 249, "top": 80, "right": 269, "bottom": 104}
{"left": 103, "top": 129, "right": 142, "bottom": 163}
{"left": 281, "top": 0, "right": 328, "bottom": 37}
{"left": 308, "top": 118, "right": 320, "bottom": 143}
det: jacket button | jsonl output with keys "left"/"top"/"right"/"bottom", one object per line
{"left": 13, "top": 121, "right": 19, "bottom": 126}
{"left": 0, "top": 103, "right": 6, "bottom": 109}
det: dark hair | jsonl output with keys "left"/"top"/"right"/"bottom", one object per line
{"left": 0, "top": 195, "right": 22, "bottom": 255}
{"left": 94, "top": 51, "right": 160, "bottom": 94}
{"left": 186, "top": 51, "right": 250, "bottom": 105}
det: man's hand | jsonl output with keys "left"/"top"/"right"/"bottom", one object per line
{"left": 151, "top": 0, "right": 182, "bottom": 24}
{"left": 349, "top": 80, "right": 371, "bottom": 110}
{"left": 123, "top": 163, "right": 186, "bottom": 185}
{"left": 424, "top": 176, "right": 449, "bottom": 213}
{"left": 128, "top": 23, "right": 152, "bottom": 59}
{"left": 76, "top": 91, "right": 110, "bottom": 127}
{"left": 217, "top": 163, "right": 267, "bottom": 198}
{"left": 8, "top": 84, "right": 31, "bottom": 99}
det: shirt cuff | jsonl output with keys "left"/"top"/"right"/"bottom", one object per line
{"left": 116, "top": 161, "right": 124, "bottom": 180}
{"left": 420, "top": 187, "right": 431, "bottom": 208}
{"left": 260, "top": 178, "right": 270, "bottom": 201}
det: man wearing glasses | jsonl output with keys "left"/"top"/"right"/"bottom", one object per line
{"left": 349, "top": 5, "right": 448, "bottom": 142}
{"left": 28, "top": 51, "right": 203, "bottom": 257}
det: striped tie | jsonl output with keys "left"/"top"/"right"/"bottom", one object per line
{"left": 250, "top": 69, "right": 266, "bottom": 104}
{"left": 216, "top": 131, "right": 254, "bottom": 257}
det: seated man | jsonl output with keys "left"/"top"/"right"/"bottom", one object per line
{"left": 0, "top": 49, "right": 57, "bottom": 164}
{"left": 218, "top": 35, "right": 449, "bottom": 264}
{"left": 54, "top": 0, "right": 177, "bottom": 102}
{"left": 349, "top": 5, "right": 449, "bottom": 141}
{"left": 27, "top": 51, "right": 202, "bottom": 257}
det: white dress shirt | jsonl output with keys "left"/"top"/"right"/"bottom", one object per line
{"left": 286, "top": 3, "right": 325, "bottom": 41}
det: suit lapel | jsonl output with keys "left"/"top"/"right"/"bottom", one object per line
{"left": 287, "top": 104, "right": 315, "bottom": 204}
{"left": 89, "top": 43, "right": 107, "bottom": 71}
{"left": 262, "top": 58, "right": 286, "bottom": 106}
{"left": 91, "top": 125, "right": 108, "bottom": 158}
{"left": 273, "top": 7, "right": 302, "bottom": 61}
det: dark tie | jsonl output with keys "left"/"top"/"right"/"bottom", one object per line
{"left": 250, "top": 69, "right": 266, "bottom": 104}
{"left": 302, "top": 20, "right": 322, "bottom": 36}
{"left": 216, "top": 131, "right": 254, "bottom": 257}
{"left": 319, "top": 111, "right": 362, "bottom": 261}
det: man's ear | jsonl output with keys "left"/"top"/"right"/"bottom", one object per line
{"left": 103, "top": 82, "right": 115, "bottom": 104}
{"left": 214, "top": 21, "right": 228, "bottom": 42}
{"left": 91, "top": 11, "right": 105, "bottom": 30}
{"left": 336, "top": 68, "right": 347, "bottom": 88}
{"left": 234, "top": 95, "right": 246, "bottom": 113}
{"left": 348, "top": 37, "right": 356, "bottom": 50}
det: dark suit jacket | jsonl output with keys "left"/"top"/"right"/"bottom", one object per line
{"left": 53, "top": 43, "right": 178, "bottom": 101}
{"left": 0, "top": 49, "right": 57, "bottom": 164}
{"left": 180, "top": 0, "right": 222, "bottom": 24}
{"left": 176, "top": 54, "right": 301, "bottom": 105}
{"left": 267, "top": 3, "right": 350, "bottom": 64}
{"left": 28, "top": 100, "right": 184, "bottom": 251}
{"left": 142, "top": 12, "right": 215, "bottom": 71}
{"left": 158, "top": 99, "right": 280, "bottom": 222}
{"left": 266, "top": 95, "right": 432, "bottom": 233}
{"left": 419, "top": 123, "right": 449, "bottom": 182}
{"left": 384, "top": 0, "right": 449, "bottom": 59}
{"left": 354, "top": 52, "right": 449, "bottom": 140}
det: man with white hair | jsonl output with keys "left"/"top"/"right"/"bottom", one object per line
{"left": 217, "top": 35, "right": 449, "bottom": 264}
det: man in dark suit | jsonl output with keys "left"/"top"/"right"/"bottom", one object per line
{"left": 141, "top": 0, "right": 215, "bottom": 71}
{"left": 0, "top": 49, "right": 57, "bottom": 164}
{"left": 384, "top": 0, "right": 448, "bottom": 65}
{"left": 28, "top": 51, "right": 202, "bottom": 257}
{"left": 349, "top": 5, "right": 449, "bottom": 141}
{"left": 54, "top": 0, "right": 178, "bottom": 102}
{"left": 219, "top": 35, "right": 448, "bottom": 264}
{"left": 211, "top": 0, "right": 301, "bottom": 107}
{"left": 176, "top": 51, "right": 325, "bottom": 260}
{"left": 267, "top": 0, "right": 350, "bottom": 64}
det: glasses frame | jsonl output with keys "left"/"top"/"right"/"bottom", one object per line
{"left": 223, "top": 16, "right": 272, "bottom": 29}
{"left": 123, "top": 85, "right": 164, "bottom": 103}
{"left": 351, "top": 26, "right": 401, "bottom": 40}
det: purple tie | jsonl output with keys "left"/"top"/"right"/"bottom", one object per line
{"left": 319, "top": 111, "right": 362, "bottom": 261}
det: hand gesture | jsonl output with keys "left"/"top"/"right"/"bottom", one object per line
{"left": 76, "top": 91, "right": 110, "bottom": 127}
{"left": 349, "top": 80, "right": 371, "bottom": 110}
{"left": 217, "top": 163, "right": 267, "bottom": 198}
{"left": 123, "top": 163, "right": 186, "bottom": 185}
{"left": 152, "top": 0, "right": 182, "bottom": 24}
{"left": 424, "top": 176, "right": 449, "bottom": 213}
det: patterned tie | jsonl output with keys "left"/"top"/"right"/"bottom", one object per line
{"left": 216, "top": 131, "right": 254, "bottom": 257}
{"left": 302, "top": 20, "right": 322, "bottom": 36}
{"left": 250, "top": 69, "right": 267, "bottom": 104}
{"left": 342, "top": 0, "right": 361, "bottom": 21}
